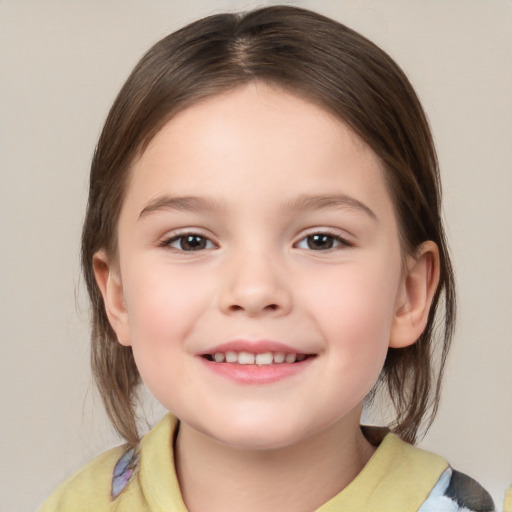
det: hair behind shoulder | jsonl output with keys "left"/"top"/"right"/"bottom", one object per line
{"left": 82, "top": 5, "right": 455, "bottom": 446}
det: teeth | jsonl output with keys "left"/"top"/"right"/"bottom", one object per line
{"left": 285, "top": 353, "right": 297, "bottom": 363}
{"left": 255, "top": 352, "right": 273, "bottom": 365}
{"left": 208, "top": 351, "right": 307, "bottom": 365}
{"left": 238, "top": 352, "right": 255, "bottom": 365}
{"left": 225, "top": 351, "right": 237, "bottom": 363}
{"left": 273, "top": 352, "right": 285, "bottom": 363}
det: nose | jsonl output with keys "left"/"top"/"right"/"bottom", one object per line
{"left": 217, "top": 249, "right": 292, "bottom": 317}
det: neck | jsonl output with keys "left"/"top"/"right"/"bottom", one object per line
{"left": 174, "top": 414, "right": 375, "bottom": 512}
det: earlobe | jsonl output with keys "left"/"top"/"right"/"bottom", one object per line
{"left": 389, "top": 241, "right": 440, "bottom": 348}
{"left": 92, "top": 251, "right": 132, "bottom": 346}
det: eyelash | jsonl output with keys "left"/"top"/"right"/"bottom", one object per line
{"left": 161, "top": 232, "right": 217, "bottom": 252}
{"left": 160, "top": 229, "right": 352, "bottom": 253}
{"left": 294, "top": 230, "right": 353, "bottom": 251}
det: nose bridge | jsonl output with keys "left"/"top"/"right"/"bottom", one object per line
{"left": 218, "top": 242, "right": 292, "bottom": 316}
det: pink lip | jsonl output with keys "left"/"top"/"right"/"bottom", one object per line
{"left": 199, "top": 339, "right": 307, "bottom": 356}
{"left": 197, "top": 339, "right": 316, "bottom": 385}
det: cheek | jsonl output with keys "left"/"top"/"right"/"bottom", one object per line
{"left": 120, "top": 265, "right": 205, "bottom": 407}
{"left": 304, "top": 260, "right": 400, "bottom": 371}
{"left": 122, "top": 263, "right": 210, "bottom": 352}
{"left": 309, "top": 258, "right": 399, "bottom": 322}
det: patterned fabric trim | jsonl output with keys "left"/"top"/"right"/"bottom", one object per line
{"left": 418, "top": 467, "right": 495, "bottom": 512}
{"left": 112, "top": 447, "right": 139, "bottom": 499}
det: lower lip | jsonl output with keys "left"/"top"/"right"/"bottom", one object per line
{"left": 199, "top": 357, "right": 315, "bottom": 385}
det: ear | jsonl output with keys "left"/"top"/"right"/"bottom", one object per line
{"left": 389, "top": 241, "right": 440, "bottom": 348}
{"left": 93, "top": 251, "right": 132, "bottom": 346}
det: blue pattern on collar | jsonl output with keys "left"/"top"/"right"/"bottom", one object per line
{"left": 112, "top": 447, "right": 139, "bottom": 499}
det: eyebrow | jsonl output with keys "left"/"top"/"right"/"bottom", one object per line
{"left": 139, "top": 195, "right": 225, "bottom": 219}
{"left": 138, "top": 193, "right": 377, "bottom": 221}
{"left": 282, "top": 193, "right": 377, "bottom": 221}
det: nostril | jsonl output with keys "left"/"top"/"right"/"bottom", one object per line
{"left": 227, "top": 303, "right": 279, "bottom": 313}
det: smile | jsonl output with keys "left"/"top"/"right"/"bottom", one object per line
{"left": 203, "top": 351, "right": 309, "bottom": 365}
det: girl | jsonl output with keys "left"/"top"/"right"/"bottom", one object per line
{"left": 41, "top": 6, "right": 494, "bottom": 512}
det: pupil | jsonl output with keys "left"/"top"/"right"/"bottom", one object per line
{"left": 308, "top": 234, "right": 333, "bottom": 250}
{"left": 181, "top": 235, "right": 205, "bottom": 250}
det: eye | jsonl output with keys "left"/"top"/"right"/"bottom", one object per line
{"left": 165, "top": 234, "right": 215, "bottom": 252}
{"left": 295, "top": 232, "right": 350, "bottom": 251}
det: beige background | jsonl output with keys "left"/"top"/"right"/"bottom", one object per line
{"left": 1, "top": 1, "right": 511, "bottom": 510}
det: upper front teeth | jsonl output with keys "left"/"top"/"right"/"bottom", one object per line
{"left": 211, "top": 351, "right": 306, "bottom": 365}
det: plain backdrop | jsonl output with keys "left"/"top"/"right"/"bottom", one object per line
{"left": 1, "top": 1, "right": 511, "bottom": 511}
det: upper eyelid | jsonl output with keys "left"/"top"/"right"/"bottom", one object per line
{"left": 161, "top": 227, "right": 215, "bottom": 239}
{"left": 159, "top": 229, "right": 218, "bottom": 247}
{"left": 294, "top": 227, "right": 353, "bottom": 242}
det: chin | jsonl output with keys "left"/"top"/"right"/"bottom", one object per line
{"left": 200, "top": 413, "right": 318, "bottom": 452}
{"left": 214, "top": 428, "right": 301, "bottom": 452}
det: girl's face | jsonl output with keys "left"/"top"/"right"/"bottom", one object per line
{"left": 101, "top": 83, "right": 414, "bottom": 450}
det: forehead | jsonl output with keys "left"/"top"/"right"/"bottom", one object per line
{"left": 132, "top": 84, "right": 381, "bottom": 173}
{"left": 124, "top": 83, "right": 394, "bottom": 220}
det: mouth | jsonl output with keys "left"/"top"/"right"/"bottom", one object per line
{"left": 202, "top": 351, "right": 313, "bottom": 365}
{"left": 198, "top": 340, "right": 317, "bottom": 384}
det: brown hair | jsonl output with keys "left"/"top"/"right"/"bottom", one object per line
{"left": 82, "top": 5, "right": 455, "bottom": 446}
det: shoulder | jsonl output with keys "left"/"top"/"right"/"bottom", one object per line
{"left": 355, "top": 427, "right": 494, "bottom": 512}
{"left": 39, "top": 444, "right": 127, "bottom": 512}
{"left": 39, "top": 415, "right": 178, "bottom": 512}
{"left": 418, "top": 466, "right": 495, "bottom": 512}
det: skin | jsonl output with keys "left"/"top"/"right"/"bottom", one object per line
{"left": 94, "top": 82, "right": 439, "bottom": 512}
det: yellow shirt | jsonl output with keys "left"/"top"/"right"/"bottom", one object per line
{"left": 41, "top": 414, "right": 449, "bottom": 512}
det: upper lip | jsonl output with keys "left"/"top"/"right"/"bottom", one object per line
{"left": 199, "top": 339, "right": 312, "bottom": 356}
